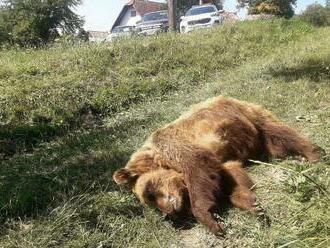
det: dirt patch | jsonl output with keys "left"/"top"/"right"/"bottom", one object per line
{"left": 179, "top": 226, "right": 223, "bottom": 248}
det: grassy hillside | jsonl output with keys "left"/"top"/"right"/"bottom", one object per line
{"left": 0, "top": 19, "right": 314, "bottom": 157}
{"left": 0, "top": 19, "right": 329, "bottom": 247}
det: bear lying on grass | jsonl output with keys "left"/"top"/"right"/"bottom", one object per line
{"left": 113, "top": 96, "right": 323, "bottom": 235}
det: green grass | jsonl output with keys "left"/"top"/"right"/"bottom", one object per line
{"left": 0, "top": 19, "right": 314, "bottom": 157}
{"left": 0, "top": 19, "right": 329, "bottom": 247}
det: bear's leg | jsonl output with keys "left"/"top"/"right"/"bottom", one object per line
{"left": 229, "top": 186, "right": 270, "bottom": 225}
{"left": 182, "top": 152, "right": 226, "bottom": 236}
{"left": 221, "top": 161, "right": 254, "bottom": 189}
{"left": 261, "top": 122, "right": 324, "bottom": 162}
{"left": 222, "top": 161, "right": 269, "bottom": 223}
{"left": 229, "top": 187, "right": 262, "bottom": 215}
{"left": 221, "top": 161, "right": 258, "bottom": 212}
{"left": 190, "top": 199, "right": 225, "bottom": 236}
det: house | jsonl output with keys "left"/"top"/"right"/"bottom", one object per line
{"left": 246, "top": 14, "right": 275, "bottom": 21}
{"left": 221, "top": 11, "right": 239, "bottom": 23}
{"left": 111, "top": 0, "right": 164, "bottom": 32}
{"left": 88, "top": 31, "right": 108, "bottom": 42}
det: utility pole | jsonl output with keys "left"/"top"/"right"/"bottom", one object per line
{"left": 168, "top": 0, "right": 177, "bottom": 31}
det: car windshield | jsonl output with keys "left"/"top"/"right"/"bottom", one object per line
{"left": 186, "top": 6, "right": 217, "bottom": 16}
{"left": 112, "top": 26, "right": 132, "bottom": 33}
{"left": 143, "top": 11, "right": 168, "bottom": 22}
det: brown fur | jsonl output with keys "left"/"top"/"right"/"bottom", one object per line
{"left": 113, "top": 96, "right": 324, "bottom": 235}
{"left": 133, "top": 169, "right": 188, "bottom": 216}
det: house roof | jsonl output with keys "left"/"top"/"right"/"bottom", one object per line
{"left": 111, "top": 0, "right": 164, "bottom": 31}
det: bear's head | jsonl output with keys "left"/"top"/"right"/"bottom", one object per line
{"left": 113, "top": 167, "right": 188, "bottom": 217}
{"left": 134, "top": 169, "right": 188, "bottom": 216}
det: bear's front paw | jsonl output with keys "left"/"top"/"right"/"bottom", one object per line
{"left": 253, "top": 202, "right": 271, "bottom": 227}
{"left": 209, "top": 222, "right": 225, "bottom": 237}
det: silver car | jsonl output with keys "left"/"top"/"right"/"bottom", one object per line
{"left": 136, "top": 11, "right": 169, "bottom": 36}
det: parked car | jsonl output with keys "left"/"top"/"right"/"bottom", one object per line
{"left": 107, "top": 26, "right": 134, "bottom": 42}
{"left": 136, "top": 11, "right": 169, "bottom": 36}
{"left": 180, "top": 5, "right": 224, "bottom": 33}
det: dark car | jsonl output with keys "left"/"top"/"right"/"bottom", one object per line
{"left": 136, "top": 11, "right": 169, "bottom": 36}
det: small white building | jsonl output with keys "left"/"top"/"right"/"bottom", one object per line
{"left": 222, "top": 11, "right": 239, "bottom": 23}
{"left": 88, "top": 31, "right": 108, "bottom": 42}
{"left": 246, "top": 14, "right": 275, "bottom": 21}
{"left": 111, "top": 0, "right": 164, "bottom": 32}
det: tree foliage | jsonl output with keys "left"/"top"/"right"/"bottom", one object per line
{"left": 300, "top": 3, "right": 330, "bottom": 27}
{"left": 238, "top": 0, "right": 297, "bottom": 18}
{"left": 0, "top": 0, "right": 83, "bottom": 47}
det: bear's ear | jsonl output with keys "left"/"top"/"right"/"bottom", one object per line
{"left": 113, "top": 168, "right": 139, "bottom": 186}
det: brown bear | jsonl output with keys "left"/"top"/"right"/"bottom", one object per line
{"left": 113, "top": 96, "right": 323, "bottom": 235}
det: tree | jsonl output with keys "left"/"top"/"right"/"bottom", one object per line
{"left": 168, "top": 0, "right": 177, "bottom": 31}
{"left": 300, "top": 3, "right": 330, "bottom": 27}
{"left": 77, "top": 28, "right": 89, "bottom": 42}
{"left": 0, "top": 0, "right": 83, "bottom": 46}
{"left": 237, "top": 0, "right": 297, "bottom": 18}
{"left": 0, "top": 5, "right": 9, "bottom": 44}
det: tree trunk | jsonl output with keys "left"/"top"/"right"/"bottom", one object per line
{"left": 168, "top": 0, "right": 177, "bottom": 31}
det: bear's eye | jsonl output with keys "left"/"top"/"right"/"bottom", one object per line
{"left": 143, "top": 180, "right": 159, "bottom": 203}
{"left": 146, "top": 192, "right": 156, "bottom": 202}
